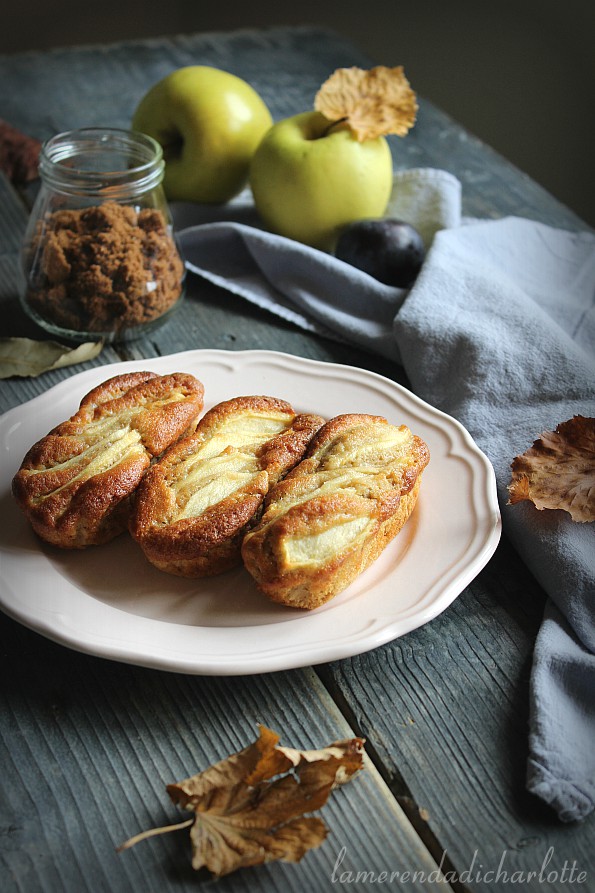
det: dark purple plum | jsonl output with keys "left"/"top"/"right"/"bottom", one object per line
{"left": 334, "top": 218, "right": 426, "bottom": 288}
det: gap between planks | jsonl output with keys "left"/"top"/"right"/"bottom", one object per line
{"left": 313, "top": 664, "right": 469, "bottom": 893}
{"left": 305, "top": 666, "right": 458, "bottom": 892}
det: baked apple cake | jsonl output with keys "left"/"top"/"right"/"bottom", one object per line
{"left": 12, "top": 371, "right": 204, "bottom": 548}
{"left": 241, "top": 413, "right": 430, "bottom": 609}
{"left": 129, "top": 395, "right": 324, "bottom": 576}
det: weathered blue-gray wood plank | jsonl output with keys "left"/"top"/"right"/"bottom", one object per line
{"left": 0, "top": 611, "right": 449, "bottom": 893}
{"left": 1, "top": 25, "right": 593, "bottom": 893}
{"left": 0, "top": 25, "right": 585, "bottom": 231}
{"left": 319, "top": 534, "right": 594, "bottom": 891}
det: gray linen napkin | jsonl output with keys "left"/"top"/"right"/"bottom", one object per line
{"left": 175, "top": 169, "right": 460, "bottom": 364}
{"left": 393, "top": 214, "right": 595, "bottom": 822}
{"left": 177, "top": 168, "right": 595, "bottom": 822}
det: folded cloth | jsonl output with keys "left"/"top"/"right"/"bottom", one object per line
{"left": 177, "top": 169, "right": 461, "bottom": 365}
{"left": 394, "top": 216, "right": 595, "bottom": 823}
{"left": 528, "top": 602, "right": 595, "bottom": 822}
{"left": 176, "top": 168, "right": 595, "bottom": 822}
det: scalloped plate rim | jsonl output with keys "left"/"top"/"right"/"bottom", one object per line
{"left": 0, "top": 349, "right": 501, "bottom": 675}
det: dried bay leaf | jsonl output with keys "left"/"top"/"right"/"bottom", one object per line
{"left": 119, "top": 724, "right": 365, "bottom": 878}
{"left": 508, "top": 416, "right": 595, "bottom": 522}
{"left": 315, "top": 66, "right": 418, "bottom": 142}
{"left": 0, "top": 337, "right": 103, "bottom": 379}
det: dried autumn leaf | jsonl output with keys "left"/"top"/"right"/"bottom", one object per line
{"left": 0, "top": 337, "right": 103, "bottom": 379}
{"left": 119, "top": 724, "right": 365, "bottom": 878}
{"left": 314, "top": 66, "right": 418, "bottom": 142}
{"left": 0, "top": 119, "right": 41, "bottom": 183}
{"left": 508, "top": 416, "right": 595, "bottom": 522}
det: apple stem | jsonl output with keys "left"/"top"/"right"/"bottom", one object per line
{"left": 320, "top": 116, "right": 350, "bottom": 138}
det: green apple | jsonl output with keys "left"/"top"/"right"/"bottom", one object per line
{"left": 132, "top": 66, "right": 273, "bottom": 204}
{"left": 249, "top": 111, "right": 393, "bottom": 251}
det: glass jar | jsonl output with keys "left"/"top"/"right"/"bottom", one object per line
{"left": 20, "top": 128, "right": 185, "bottom": 343}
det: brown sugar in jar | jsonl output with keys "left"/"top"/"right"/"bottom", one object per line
{"left": 26, "top": 201, "right": 184, "bottom": 333}
{"left": 21, "top": 128, "right": 185, "bottom": 342}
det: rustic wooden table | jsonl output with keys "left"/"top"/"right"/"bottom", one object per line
{"left": 0, "top": 26, "right": 593, "bottom": 893}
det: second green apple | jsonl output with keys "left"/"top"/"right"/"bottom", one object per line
{"left": 249, "top": 111, "right": 393, "bottom": 252}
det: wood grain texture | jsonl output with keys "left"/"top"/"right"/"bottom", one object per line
{"left": 0, "top": 25, "right": 587, "bottom": 229}
{"left": 319, "top": 535, "right": 595, "bottom": 891}
{"left": 0, "top": 611, "right": 448, "bottom": 893}
{"left": 1, "top": 24, "right": 594, "bottom": 893}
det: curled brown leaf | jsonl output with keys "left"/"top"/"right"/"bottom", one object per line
{"left": 119, "top": 724, "right": 365, "bottom": 877}
{"left": 314, "top": 66, "right": 418, "bottom": 142}
{"left": 0, "top": 119, "right": 41, "bottom": 183}
{"left": 508, "top": 416, "right": 595, "bottom": 522}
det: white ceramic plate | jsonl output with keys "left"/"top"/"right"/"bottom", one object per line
{"left": 0, "top": 349, "right": 501, "bottom": 675}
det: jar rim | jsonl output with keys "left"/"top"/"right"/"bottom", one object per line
{"left": 39, "top": 127, "right": 165, "bottom": 196}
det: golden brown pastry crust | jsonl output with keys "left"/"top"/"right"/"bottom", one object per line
{"left": 241, "top": 413, "right": 430, "bottom": 609}
{"left": 12, "top": 371, "right": 204, "bottom": 548}
{"left": 129, "top": 395, "right": 324, "bottom": 577}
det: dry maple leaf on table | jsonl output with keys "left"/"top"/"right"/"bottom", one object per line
{"left": 118, "top": 724, "right": 365, "bottom": 878}
{"left": 314, "top": 65, "right": 418, "bottom": 142}
{"left": 508, "top": 416, "right": 595, "bottom": 523}
{"left": 0, "top": 119, "right": 41, "bottom": 184}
